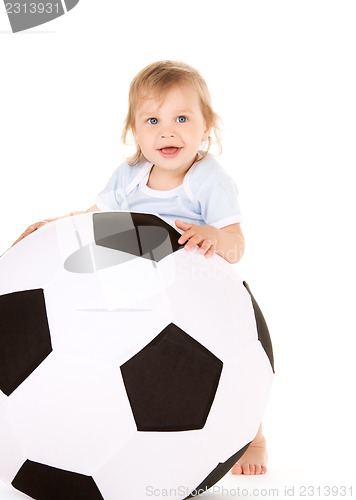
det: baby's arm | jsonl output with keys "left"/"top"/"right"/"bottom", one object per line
{"left": 175, "top": 220, "right": 245, "bottom": 264}
{"left": 214, "top": 223, "right": 245, "bottom": 263}
{"left": 12, "top": 204, "right": 99, "bottom": 246}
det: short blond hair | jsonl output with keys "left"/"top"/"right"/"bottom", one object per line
{"left": 122, "top": 60, "right": 222, "bottom": 165}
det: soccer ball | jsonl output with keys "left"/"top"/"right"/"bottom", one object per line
{"left": 0, "top": 211, "right": 274, "bottom": 500}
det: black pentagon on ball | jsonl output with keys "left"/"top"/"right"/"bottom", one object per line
{"left": 121, "top": 323, "right": 223, "bottom": 431}
{"left": 12, "top": 460, "right": 103, "bottom": 500}
{"left": 0, "top": 289, "right": 52, "bottom": 396}
{"left": 93, "top": 212, "right": 183, "bottom": 263}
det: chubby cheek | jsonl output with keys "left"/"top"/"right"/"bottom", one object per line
{"left": 184, "top": 125, "right": 205, "bottom": 146}
{"left": 134, "top": 131, "right": 155, "bottom": 155}
{"left": 141, "top": 139, "right": 157, "bottom": 158}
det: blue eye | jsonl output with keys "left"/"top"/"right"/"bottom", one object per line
{"left": 148, "top": 118, "right": 158, "bottom": 125}
{"left": 176, "top": 116, "right": 187, "bottom": 123}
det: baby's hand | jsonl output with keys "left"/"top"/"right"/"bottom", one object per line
{"left": 175, "top": 220, "right": 218, "bottom": 258}
{"left": 12, "top": 206, "right": 98, "bottom": 247}
{"left": 12, "top": 218, "right": 55, "bottom": 246}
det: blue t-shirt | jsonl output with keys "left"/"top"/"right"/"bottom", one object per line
{"left": 96, "top": 153, "right": 242, "bottom": 229}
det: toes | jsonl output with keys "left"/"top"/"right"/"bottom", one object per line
{"left": 232, "top": 462, "right": 266, "bottom": 475}
{"left": 242, "top": 464, "right": 250, "bottom": 475}
{"left": 231, "top": 464, "right": 242, "bottom": 475}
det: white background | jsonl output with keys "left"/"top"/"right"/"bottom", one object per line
{"left": 1, "top": 1, "right": 355, "bottom": 498}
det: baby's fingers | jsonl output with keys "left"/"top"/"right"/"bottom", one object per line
{"left": 183, "top": 234, "right": 202, "bottom": 251}
{"left": 204, "top": 246, "right": 216, "bottom": 258}
{"left": 12, "top": 221, "right": 48, "bottom": 246}
{"left": 199, "top": 240, "right": 215, "bottom": 258}
{"left": 178, "top": 228, "right": 195, "bottom": 246}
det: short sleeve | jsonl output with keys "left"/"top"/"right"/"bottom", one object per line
{"left": 96, "top": 162, "right": 130, "bottom": 211}
{"left": 191, "top": 158, "right": 242, "bottom": 228}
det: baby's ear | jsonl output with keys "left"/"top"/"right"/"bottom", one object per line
{"left": 202, "top": 124, "right": 211, "bottom": 142}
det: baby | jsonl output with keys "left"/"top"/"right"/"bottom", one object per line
{"left": 14, "top": 60, "right": 267, "bottom": 475}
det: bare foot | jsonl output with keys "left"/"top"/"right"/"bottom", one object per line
{"left": 231, "top": 424, "right": 267, "bottom": 475}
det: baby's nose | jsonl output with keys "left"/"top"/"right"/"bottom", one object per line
{"left": 160, "top": 130, "right": 176, "bottom": 138}
{"left": 160, "top": 124, "right": 177, "bottom": 138}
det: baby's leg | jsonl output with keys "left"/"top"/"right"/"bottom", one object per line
{"left": 231, "top": 424, "right": 267, "bottom": 475}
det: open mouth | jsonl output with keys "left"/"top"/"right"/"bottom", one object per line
{"left": 159, "top": 147, "right": 182, "bottom": 158}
